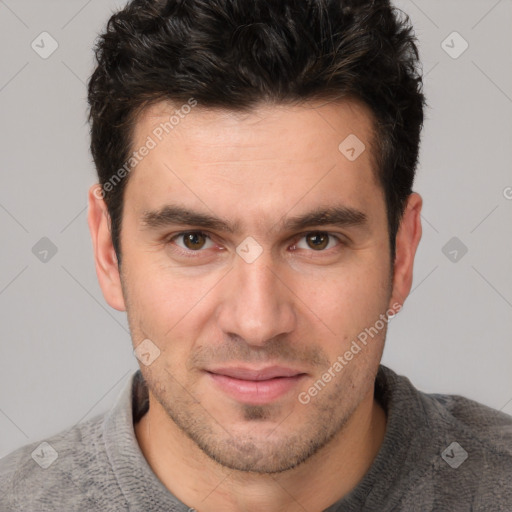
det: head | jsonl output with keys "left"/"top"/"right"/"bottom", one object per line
{"left": 87, "top": 0, "right": 424, "bottom": 473}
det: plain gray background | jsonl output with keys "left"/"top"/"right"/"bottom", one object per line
{"left": 1, "top": 0, "right": 511, "bottom": 459}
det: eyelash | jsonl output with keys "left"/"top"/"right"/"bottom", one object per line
{"left": 165, "top": 231, "right": 344, "bottom": 257}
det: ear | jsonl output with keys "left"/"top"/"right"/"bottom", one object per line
{"left": 87, "top": 184, "right": 126, "bottom": 312}
{"left": 389, "top": 192, "right": 422, "bottom": 310}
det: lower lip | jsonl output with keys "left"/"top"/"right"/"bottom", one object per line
{"left": 208, "top": 372, "right": 306, "bottom": 404}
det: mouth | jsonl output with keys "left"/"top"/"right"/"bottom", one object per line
{"left": 205, "top": 366, "right": 308, "bottom": 404}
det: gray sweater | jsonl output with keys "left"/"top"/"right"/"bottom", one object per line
{"left": 1, "top": 365, "right": 511, "bottom": 511}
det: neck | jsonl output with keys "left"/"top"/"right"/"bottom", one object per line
{"left": 135, "top": 387, "right": 386, "bottom": 512}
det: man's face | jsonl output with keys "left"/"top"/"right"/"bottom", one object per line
{"left": 116, "top": 100, "right": 396, "bottom": 473}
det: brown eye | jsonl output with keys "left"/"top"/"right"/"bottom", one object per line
{"left": 182, "top": 232, "right": 208, "bottom": 250}
{"left": 305, "top": 232, "right": 329, "bottom": 250}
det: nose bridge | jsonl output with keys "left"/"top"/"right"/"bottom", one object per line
{"left": 217, "top": 251, "right": 296, "bottom": 345}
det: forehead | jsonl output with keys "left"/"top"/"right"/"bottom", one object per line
{"left": 124, "top": 98, "right": 383, "bottom": 233}
{"left": 133, "top": 98, "right": 376, "bottom": 164}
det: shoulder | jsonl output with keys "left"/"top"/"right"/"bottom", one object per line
{"left": 382, "top": 366, "right": 512, "bottom": 463}
{"left": 0, "top": 414, "right": 121, "bottom": 511}
{"left": 378, "top": 366, "right": 512, "bottom": 510}
{"left": 427, "top": 391, "right": 512, "bottom": 459}
{"left": 409, "top": 390, "right": 512, "bottom": 509}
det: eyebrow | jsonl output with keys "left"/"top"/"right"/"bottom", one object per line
{"left": 140, "top": 205, "right": 367, "bottom": 234}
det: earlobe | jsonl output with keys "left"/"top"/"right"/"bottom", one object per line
{"left": 87, "top": 184, "right": 126, "bottom": 312}
{"left": 389, "top": 192, "right": 423, "bottom": 310}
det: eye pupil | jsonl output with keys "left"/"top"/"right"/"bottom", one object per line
{"left": 306, "top": 232, "right": 329, "bottom": 250}
{"left": 184, "top": 232, "right": 206, "bottom": 250}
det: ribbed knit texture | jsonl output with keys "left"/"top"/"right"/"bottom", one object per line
{"left": 1, "top": 365, "right": 511, "bottom": 511}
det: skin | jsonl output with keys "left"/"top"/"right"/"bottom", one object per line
{"left": 88, "top": 98, "right": 422, "bottom": 512}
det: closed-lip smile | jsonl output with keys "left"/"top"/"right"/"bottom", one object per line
{"left": 206, "top": 365, "right": 308, "bottom": 404}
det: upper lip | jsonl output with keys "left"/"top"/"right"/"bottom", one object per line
{"left": 206, "top": 366, "right": 306, "bottom": 381}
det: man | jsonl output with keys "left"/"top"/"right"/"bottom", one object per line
{"left": 1, "top": 0, "right": 511, "bottom": 510}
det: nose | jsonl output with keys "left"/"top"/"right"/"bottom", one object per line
{"left": 215, "top": 253, "right": 297, "bottom": 347}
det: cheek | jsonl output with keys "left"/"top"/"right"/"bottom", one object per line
{"left": 124, "top": 274, "right": 203, "bottom": 377}
{"left": 122, "top": 255, "right": 222, "bottom": 344}
{"left": 293, "top": 254, "right": 391, "bottom": 344}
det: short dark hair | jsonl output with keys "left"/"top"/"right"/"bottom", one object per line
{"left": 87, "top": 0, "right": 425, "bottom": 266}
